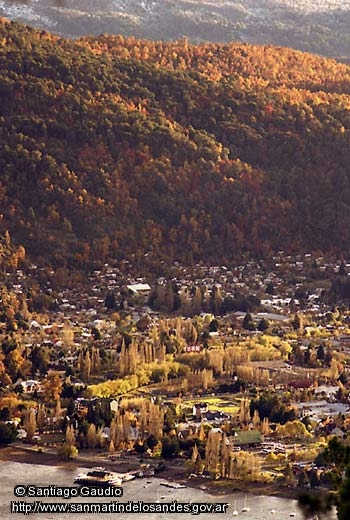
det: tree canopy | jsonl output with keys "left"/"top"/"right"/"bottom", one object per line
{"left": 2, "top": 20, "right": 350, "bottom": 266}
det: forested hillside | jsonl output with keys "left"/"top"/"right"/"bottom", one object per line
{"left": 1, "top": 19, "right": 350, "bottom": 267}
{"left": 2, "top": 0, "right": 350, "bottom": 57}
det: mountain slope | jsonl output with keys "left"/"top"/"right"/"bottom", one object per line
{"left": 1, "top": 20, "right": 350, "bottom": 266}
{"left": 1, "top": 1, "right": 350, "bottom": 58}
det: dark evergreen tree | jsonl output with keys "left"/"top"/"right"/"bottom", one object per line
{"left": 161, "top": 436, "right": 180, "bottom": 459}
{"left": 338, "top": 466, "right": 350, "bottom": 520}
{"left": 243, "top": 312, "right": 255, "bottom": 331}
{"left": 104, "top": 291, "right": 116, "bottom": 310}
{"left": 0, "top": 421, "right": 16, "bottom": 445}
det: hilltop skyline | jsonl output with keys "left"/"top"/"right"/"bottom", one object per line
{"left": 1, "top": 0, "right": 350, "bottom": 58}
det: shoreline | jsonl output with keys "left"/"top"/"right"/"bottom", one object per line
{"left": 0, "top": 445, "right": 308, "bottom": 501}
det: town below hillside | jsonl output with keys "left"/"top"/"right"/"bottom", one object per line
{"left": 2, "top": 15, "right": 350, "bottom": 520}
{"left": 1, "top": 252, "right": 350, "bottom": 518}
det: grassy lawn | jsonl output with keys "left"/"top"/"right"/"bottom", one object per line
{"left": 182, "top": 395, "right": 240, "bottom": 415}
{"left": 40, "top": 432, "right": 65, "bottom": 445}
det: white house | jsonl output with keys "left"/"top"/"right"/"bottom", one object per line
{"left": 19, "top": 380, "right": 41, "bottom": 394}
{"left": 126, "top": 283, "right": 151, "bottom": 295}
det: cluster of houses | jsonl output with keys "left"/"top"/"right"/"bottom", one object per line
{"left": 8, "top": 252, "right": 350, "bottom": 394}
{"left": 2, "top": 252, "right": 350, "bottom": 490}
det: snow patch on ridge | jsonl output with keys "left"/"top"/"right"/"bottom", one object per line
{"left": 0, "top": 1, "right": 55, "bottom": 27}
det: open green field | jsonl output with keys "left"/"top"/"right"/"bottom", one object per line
{"left": 182, "top": 395, "right": 240, "bottom": 415}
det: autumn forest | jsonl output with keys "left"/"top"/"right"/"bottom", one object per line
{"left": 1, "top": 19, "right": 350, "bottom": 268}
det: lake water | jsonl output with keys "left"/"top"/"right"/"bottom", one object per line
{"left": 0, "top": 461, "right": 338, "bottom": 520}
